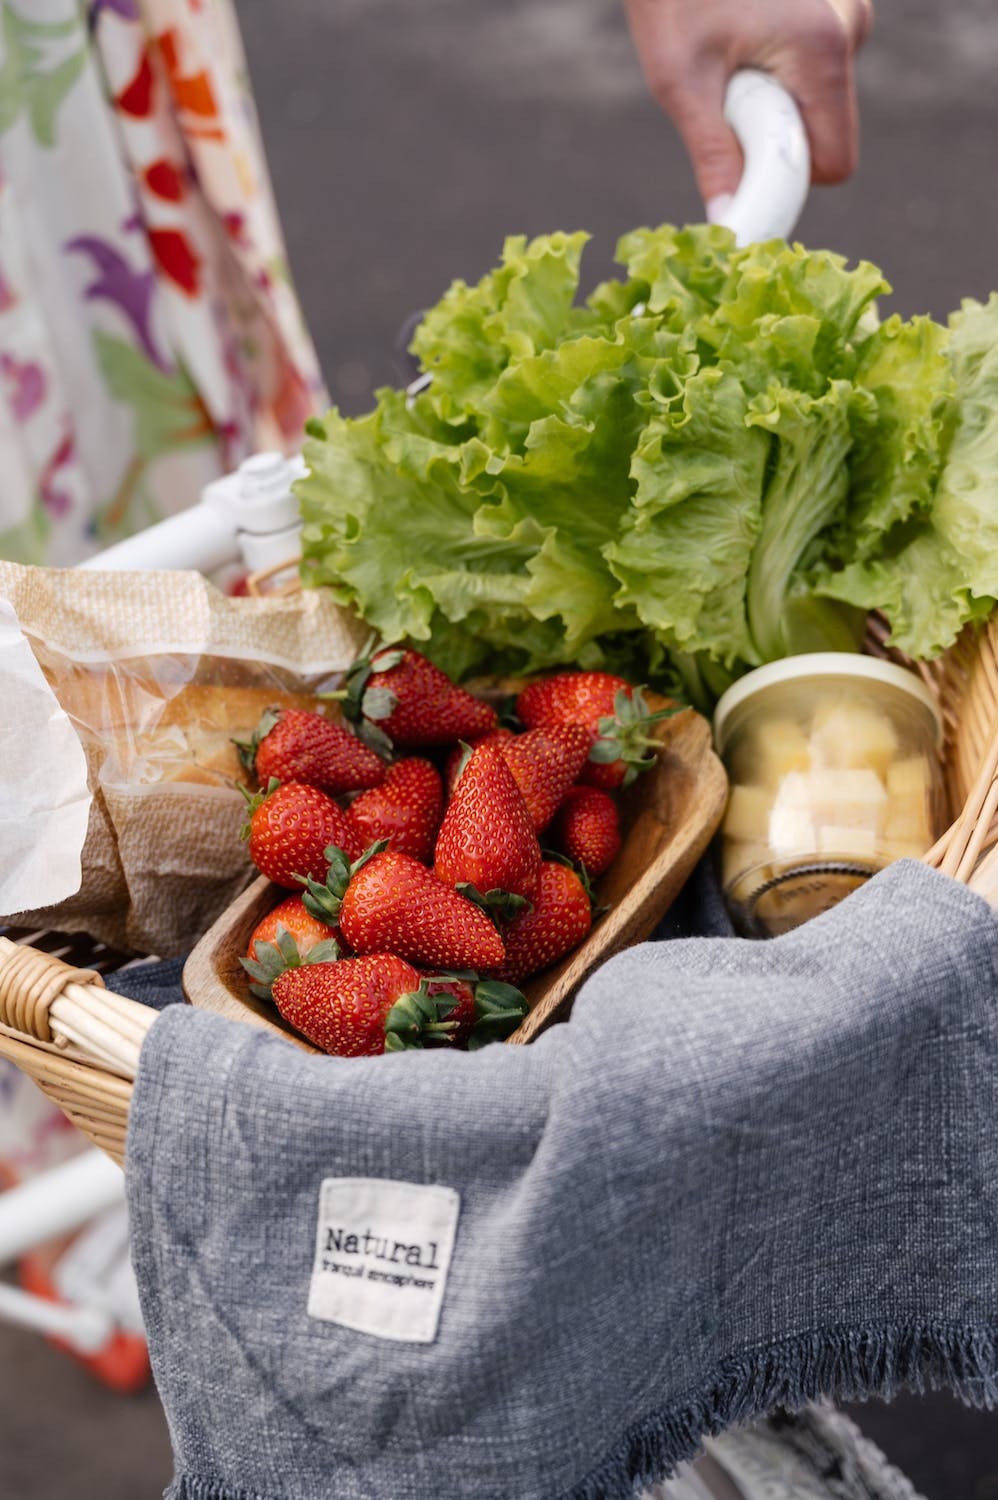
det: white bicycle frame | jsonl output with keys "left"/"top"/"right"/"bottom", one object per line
{"left": 0, "top": 69, "right": 810, "bottom": 1360}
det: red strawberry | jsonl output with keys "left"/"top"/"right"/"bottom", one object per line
{"left": 270, "top": 954, "right": 420, "bottom": 1056}
{"left": 495, "top": 725, "right": 592, "bottom": 831}
{"left": 489, "top": 861, "right": 592, "bottom": 983}
{"left": 304, "top": 846, "right": 506, "bottom": 971}
{"left": 419, "top": 974, "right": 528, "bottom": 1049}
{"left": 551, "top": 786, "right": 622, "bottom": 876}
{"left": 350, "top": 758, "right": 443, "bottom": 862}
{"left": 420, "top": 975, "right": 476, "bottom": 1047}
{"left": 272, "top": 956, "right": 526, "bottom": 1057}
{"left": 241, "top": 781, "right": 363, "bottom": 887}
{"left": 248, "top": 894, "right": 341, "bottom": 961}
{"left": 445, "top": 729, "right": 514, "bottom": 794}
{"left": 236, "top": 707, "right": 385, "bottom": 795}
{"left": 337, "top": 642, "right": 497, "bottom": 751}
{"left": 516, "top": 672, "right": 676, "bottom": 790}
{"left": 241, "top": 896, "right": 341, "bottom": 999}
{"left": 434, "top": 743, "right": 541, "bottom": 909}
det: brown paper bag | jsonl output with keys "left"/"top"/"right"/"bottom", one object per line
{"left": 0, "top": 562, "right": 366, "bottom": 955}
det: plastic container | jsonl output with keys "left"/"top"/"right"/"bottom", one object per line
{"left": 713, "top": 654, "right": 945, "bottom": 937}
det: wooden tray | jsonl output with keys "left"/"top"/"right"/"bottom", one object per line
{"left": 182, "top": 702, "right": 728, "bottom": 1048}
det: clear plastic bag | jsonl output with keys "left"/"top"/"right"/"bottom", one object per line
{"left": 0, "top": 562, "right": 366, "bottom": 955}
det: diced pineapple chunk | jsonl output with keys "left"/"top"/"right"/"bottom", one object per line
{"left": 775, "top": 768, "right": 887, "bottom": 831}
{"left": 887, "top": 757, "right": 931, "bottom": 798}
{"left": 884, "top": 758, "right": 933, "bottom": 844}
{"left": 723, "top": 784, "right": 773, "bottom": 843}
{"left": 817, "top": 824, "right": 878, "bottom": 859}
{"left": 742, "top": 718, "right": 811, "bottom": 786}
{"left": 884, "top": 801, "right": 932, "bottom": 843}
{"left": 810, "top": 700, "right": 898, "bottom": 779}
{"left": 769, "top": 803, "right": 815, "bottom": 856}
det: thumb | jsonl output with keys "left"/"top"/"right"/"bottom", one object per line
{"left": 666, "top": 76, "right": 744, "bottom": 209}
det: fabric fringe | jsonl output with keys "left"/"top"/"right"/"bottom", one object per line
{"left": 566, "top": 1320, "right": 998, "bottom": 1500}
{"left": 167, "top": 1321, "right": 998, "bottom": 1500}
{"left": 170, "top": 1478, "right": 268, "bottom": 1500}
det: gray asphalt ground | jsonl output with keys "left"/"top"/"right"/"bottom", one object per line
{"left": 4, "top": 2, "right": 998, "bottom": 1495}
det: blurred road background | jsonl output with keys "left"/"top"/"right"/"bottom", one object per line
{"left": 4, "top": 1, "right": 998, "bottom": 1495}
{"left": 252, "top": 0, "right": 998, "bottom": 415}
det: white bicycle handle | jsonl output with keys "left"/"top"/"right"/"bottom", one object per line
{"left": 710, "top": 70, "right": 810, "bottom": 246}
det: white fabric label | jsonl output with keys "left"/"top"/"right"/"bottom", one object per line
{"left": 308, "top": 1177, "right": 460, "bottom": 1343}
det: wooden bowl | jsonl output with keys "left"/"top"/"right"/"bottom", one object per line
{"left": 182, "top": 702, "right": 728, "bottom": 1048}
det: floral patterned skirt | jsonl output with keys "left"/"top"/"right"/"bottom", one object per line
{"left": 0, "top": 0, "right": 324, "bottom": 564}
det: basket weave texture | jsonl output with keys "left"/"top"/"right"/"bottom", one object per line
{"left": 0, "top": 938, "right": 155, "bottom": 1165}
{"left": 3, "top": 619, "right": 998, "bottom": 1162}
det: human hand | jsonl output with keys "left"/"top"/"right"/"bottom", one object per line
{"left": 623, "top": 0, "right": 872, "bottom": 217}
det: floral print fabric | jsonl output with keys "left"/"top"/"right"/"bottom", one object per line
{"left": 0, "top": 0, "right": 325, "bottom": 564}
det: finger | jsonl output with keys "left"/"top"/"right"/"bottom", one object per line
{"left": 824, "top": 0, "right": 873, "bottom": 48}
{"left": 793, "top": 44, "right": 861, "bottom": 184}
{"left": 853, "top": 0, "right": 874, "bottom": 47}
{"left": 622, "top": 0, "right": 744, "bottom": 205}
{"left": 661, "top": 73, "right": 745, "bottom": 206}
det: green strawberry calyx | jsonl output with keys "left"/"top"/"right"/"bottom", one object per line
{"left": 588, "top": 687, "right": 681, "bottom": 786}
{"left": 455, "top": 882, "right": 532, "bottom": 925}
{"left": 451, "top": 740, "right": 474, "bottom": 787}
{"left": 298, "top": 838, "right": 389, "bottom": 924}
{"left": 383, "top": 980, "right": 445, "bottom": 1052}
{"left": 240, "top": 923, "right": 340, "bottom": 1001}
{"left": 383, "top": 975, "right": 528, "bottom": 1052}
{"left": 238, "top": 776, "right": 282, "bottom": 841}
{"left": 320, "top": 634, "right": 403, "bottom": 757}
{"left": 467, "top": 979, "right": 528, "bottom": 1050}
{"left": 232, "top": 707, "right": 282, "bottom": 778}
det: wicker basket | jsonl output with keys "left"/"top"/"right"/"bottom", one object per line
{"left": 4, "top": 616, "right": 998, "bottom": 1163}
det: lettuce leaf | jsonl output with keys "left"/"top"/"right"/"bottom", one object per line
{"left": 818, "top": 295, "right": 998, "bottom": 658}
{"left": 299, "top": 225, "right": 979, "bottom": 695}
{"left": 606, "top": 366, "right": 767, "bottom": 666}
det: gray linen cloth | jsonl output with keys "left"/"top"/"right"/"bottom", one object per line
{"left": 126, "top": 860, "right": 998, "bottom": 1500}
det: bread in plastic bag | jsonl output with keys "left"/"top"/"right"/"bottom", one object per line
{"left": 0, "top": 562, "right": 366, "bottom": 955}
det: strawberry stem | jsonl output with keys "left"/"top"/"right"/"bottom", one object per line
{"left": 455, "top": 883, "right": 532, "bottom": 926}
{"left": 299, "top": 839, "right": 390, "bottom": 924}
{"left": 588, "top": 688, "right": 681, "bottom": 782}
{"left": 238, "top": 777, "right": 282, "bottom": 841}
{"left": 231, "top": 707, "right": 281, "bottom": 780}
{"left": 239, "top": 925, "right": 339, "bottom": 1000}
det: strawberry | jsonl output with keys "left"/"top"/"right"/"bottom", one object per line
{"left": 270, "top": 955, "right": 417, "bottom": 1056}
{"left": 302, "top": 845, "right": 506, "bottom": 971}
{"left": 516, "top": 672, "right": 676, "bottom": 790}
{"left": 248, "top": 894, "right": 342, "bottom": 962}
{"left": 445, "top": 729, "right": 514, "bottom": 794}
{"left": 349, "top": 757, "right": 443, "bottom": 862}
{"left": 335, "top": 642, "right": 497, "bottom": 752}
{"left": 434, "top": 743, "right": 541, "bottom": 912}
{"left": 241, "top": 780, "right": 363, "bottom": 887}
{"left": 235, "top": 707, "right": 385, "bottom": 794}
{"left": 241, "top": 898, "right": 341, "bottom": 999}
{"left": 445, "top": 726, "right": 588, "bottom": 829}
{"left": 419, "top": 974, "right": 528, "bottom": 1050}
{"left": 551, "top": 786, "right": 622, "bottom": 876}
{"left": 489, "top": 860, "right": 593, "bottom": 983}
{"left": 497, "top": 725, "right": 592, "bottom": 831}
{"left": 272, "top": 956, "right": 527, "bottom": 1057}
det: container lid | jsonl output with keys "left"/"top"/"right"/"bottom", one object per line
{"left": 713, "top": 652, "right": 943, "bottom": 753}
